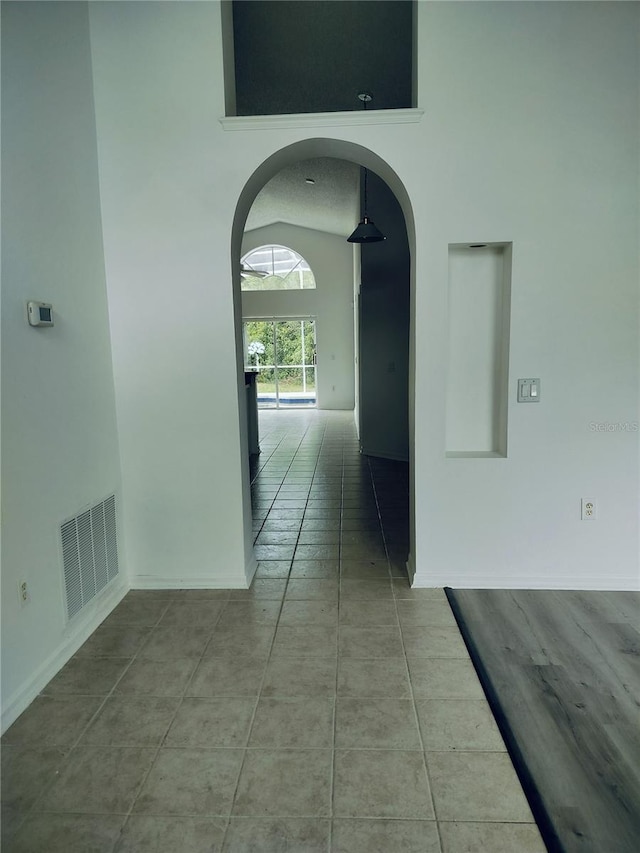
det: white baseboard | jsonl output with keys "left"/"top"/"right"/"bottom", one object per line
{"left": 3, "top": 557, "right": 259, "bottom": 734}
{"left": 361, "top": 447, "right": 409, "bottom": 463}
{"left": 244, "top": 553, "right": 258, "bottom": 587}
{"left": 406, "top": 552, "right": 416, "bottom": 585}
{"left": 131, "top": 572, "right": 250, "bottom": 590}
{"left": 1, "top": 579, "right": 128, "bottom": 734}
{"left": 412, "top": 570, "right": 640, "bottom": 591}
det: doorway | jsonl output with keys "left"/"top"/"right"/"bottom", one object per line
{"left": 244, "top": 318, "right": 317, "bottom": 408}
{"left": 232, "top": 138, "right": 417, "bottom": 585}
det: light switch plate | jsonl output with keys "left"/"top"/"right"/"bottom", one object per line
{"left": 518, "top": 378, "right": 541, "bottom": 402}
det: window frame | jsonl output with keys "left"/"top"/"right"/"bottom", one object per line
{"left": 240, "top": 244, "right": 316, "bottom": 292}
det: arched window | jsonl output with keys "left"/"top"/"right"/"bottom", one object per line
{"left": 241, "top": 245, "right": 316, "bottom": 291}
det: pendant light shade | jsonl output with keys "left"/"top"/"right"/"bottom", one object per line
{"left": 347, "top": 92, "right": 386, "bottom": 244}
{"left": 347, "top": 216, "right": 386, "bottom": 243}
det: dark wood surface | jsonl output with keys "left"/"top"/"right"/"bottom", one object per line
{"left": 446, "top": 589, "right": 640, "bottom": 853}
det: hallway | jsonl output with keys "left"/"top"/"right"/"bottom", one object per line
{"left": 2, "top": 411, "right": 545, "bottom": 852}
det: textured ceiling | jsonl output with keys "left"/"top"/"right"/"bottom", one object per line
{"left": 245, "top": 157, "right": 361, "bottom": 238}
{"left": 233, "top": 0, "right": 413, "bottom": 116}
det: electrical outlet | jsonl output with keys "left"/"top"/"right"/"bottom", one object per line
{"left": 581, "top": 499, "right": 596, "bottom": 520}
{"left": 18, "top": 580, "right": 30, "bottom": 606}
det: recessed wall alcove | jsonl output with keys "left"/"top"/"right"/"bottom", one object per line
{"left": 221, "top": 0, "right": 415, "bottom": 117}
{"left": 445, "top": 242, "right": 512, "bottom": 458}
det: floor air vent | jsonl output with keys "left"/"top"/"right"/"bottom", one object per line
{"left": 61, "top": 495, "right": 119, "bottom": 620}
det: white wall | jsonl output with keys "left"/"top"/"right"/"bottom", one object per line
{"left": 241, "top": 223, "right": 355, "bottom": 410}
{"left": 412, "top": 1, "right": 639, "bottom": 589}
{"left": 87, "top": 0, "right": 638, "bottom": 591}
{"left": 89, "top": 0, "right": 253, "bottom": 589}
{"left": 1, "top": 1, "right": 125, "bottom": 729}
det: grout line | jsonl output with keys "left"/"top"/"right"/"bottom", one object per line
{"left": 250, "top": 421, "right": 304, "bottom": 545}
{"left": 19, "top": 599, "right": 175, "bottom": 845}
{"left": 325, "top": 420, "right": 346, "bottom": 850}
{"left": 394, "top": 588, "right": 445, "bottom": 850}
{"left": 222, "top": 412, "right": 328, "bottom": 848}
{"left": 366, "top": 452, "right": 445, "bottom": 849}
{"left": 118, "top": 596, "right": 233, "bottom": 842}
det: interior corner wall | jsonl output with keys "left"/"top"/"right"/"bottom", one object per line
{"left": 1, "top": 1, "right": 125, "bottom": 730}
{"left": 241, "top": 223, "right": 355, "bottom": 410}
{"left": 359, "top": 170, "right": 410, "bottom": 461}
{"left": 89, "top": 0, "right": 249, "bottom": 589}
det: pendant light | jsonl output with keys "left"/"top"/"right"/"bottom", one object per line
{"left": 347, "top": 93, "right": 386, "bottom": 244}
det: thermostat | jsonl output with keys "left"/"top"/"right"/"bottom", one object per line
{"left": 27, "top": 301, "right": 54, "bottom": 327}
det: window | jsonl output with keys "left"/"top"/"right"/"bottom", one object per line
{"left": 241, "top": 245, "right": 316, "bottom": 291}
{"left": 244, "top": 318, "right": 316, "bottom": 408}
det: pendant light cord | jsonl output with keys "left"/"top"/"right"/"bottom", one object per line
{"left": 362, "top": 95, "right": 368, "bottom": 217}
{"left": 346, "top": 92, "right": 385, "bottom": 242}
{"left": 363, "top": 163, "right": 368, "bottom": 218}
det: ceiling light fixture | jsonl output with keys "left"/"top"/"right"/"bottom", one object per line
{"left": 347, "top": 93, "right": 386, "bottom": 244}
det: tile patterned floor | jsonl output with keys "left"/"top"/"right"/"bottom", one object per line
{"left": 1, "top": 410, "right": 546, "bottom": 852}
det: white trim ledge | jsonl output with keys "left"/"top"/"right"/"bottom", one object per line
{"left": 406, "top": 553, "right": 416, "bottom": 586}
{"left": 131, "top": 574, "right": 250, "bottom": 590}
{"left": 412, "top": 572, "right": 640, "bottom": 591}
{"left": 220, "top": 108, "right": 424, "bottom": 132}
{"left": 244, "top": 554, "right": 258, "bottom": 587}
{"left": 361, "top": 448, "right": 409, "bottom": 463}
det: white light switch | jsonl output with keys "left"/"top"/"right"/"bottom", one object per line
{"left": 518, "top": 378, "right": 541, "bottom": 402}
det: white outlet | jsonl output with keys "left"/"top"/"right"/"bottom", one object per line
{"left": 18, "top": 580, "right": 30, "bottom": 606}
{"left": 581, "top": 499, "right": 596, "bottom": 520}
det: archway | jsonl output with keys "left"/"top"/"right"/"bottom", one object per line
{"left": 231, "top": 138, "right": 417, "bottom": 585}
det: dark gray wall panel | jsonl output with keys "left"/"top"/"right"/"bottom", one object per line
{"left": 233, "top": 0, "right": 413, "bottom": 115}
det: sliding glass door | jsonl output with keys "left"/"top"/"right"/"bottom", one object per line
{"left": 244, "top": 319, "right": 316, "bottom": 408}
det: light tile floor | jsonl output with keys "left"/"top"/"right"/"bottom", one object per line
{"left": 1, "top": 410, "right": 546, "bottom": 852}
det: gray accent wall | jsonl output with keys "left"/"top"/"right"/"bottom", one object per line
{"left": 231, "top": 0, "right": 413, "bottom": 115}
{"left": 358, "top": 171, "right": 410, "bottom": 461}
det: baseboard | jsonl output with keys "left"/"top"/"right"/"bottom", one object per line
{"left": 244, "top": 553, "right": 258, "bottom": 587}
{"left": 413, "top": 571, "right": 640, "bottom": 591}
{"left": 406, "top": 552, "right": 416, "bottom": 585}
{"left": 316, "top": 404, "right": 355, "bottom": 412}
{"left": 361, "top": 447, "right": 409, "bottom": 463}
{"left": 131, "top": 572, "right": 250, "bottom": 590}
{"left": 1, "top": 579, "right": 128, "bottom": 734}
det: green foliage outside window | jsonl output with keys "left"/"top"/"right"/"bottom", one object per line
{"left": 245, "top": 319, "right": 315, "bottom": 392}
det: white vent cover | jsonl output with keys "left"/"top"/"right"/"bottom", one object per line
{"left": 61, "top": 495, "right": 119, "bottom": 620}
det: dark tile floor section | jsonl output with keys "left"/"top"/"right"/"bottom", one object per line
{"left": 1, "top": 411, "right": 544, "bottom": 852}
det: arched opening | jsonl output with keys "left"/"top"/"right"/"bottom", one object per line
{"left": 231, "top": 138, "right": 417, "bottom": 586}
